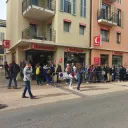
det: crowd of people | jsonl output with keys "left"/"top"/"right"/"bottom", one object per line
{"left": 64, "top": 63, "right": 128, "bottom": 91}
{"left": 3, "top": 60, "right": 128, "bottom": 98}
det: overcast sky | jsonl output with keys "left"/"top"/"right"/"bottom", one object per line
{"left": 0, "top": 0, "right": 6, "bottom": 20}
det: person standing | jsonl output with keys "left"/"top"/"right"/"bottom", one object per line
{"left": 8, "top": 61, "right": 20, "bottom": 89}
{"left": 119, "top": 66, "right": 126, "bottom": 82}
{"left": 20, "top": 60, "right": 26, "bottom": 81}
{"left": 76, "top": 63, "right": 83, "bottom": 91}
{"left": 22, "top": 62, "right": 36, "bottom": 99}
{"left": 111, "top": 66, "right": 116, "bottom": 81}
{"left": 36, "top": 64, "right": 42, "bottom": 85}
{"left": 56, "top": 64, "right": 62, "bottom": 83}
{"left": 4, "top": 61, "right": 9, "bottom": 77}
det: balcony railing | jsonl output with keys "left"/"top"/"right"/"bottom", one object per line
{"left": 22, "top": 27, "right": 56, "bottom": 42}
{"left": 97, "top": 9, "right": 119, "bottom": 26}
{"left": 103, "top": 0, "right": 117, "bottom": 3}
{"left": 22, "top": 0, "right": 56, "bottom": 13}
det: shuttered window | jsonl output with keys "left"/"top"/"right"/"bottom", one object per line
{"left": 72, "top": 0, "right": 76, "bottom": 15}
{"left": 79, "top": 25, "right": 85, "bottom": 35}
{"left": 0, "top": 33, "right": 4, "bottom": 41}
{"left": 80, "top": 0, "right": 86, "bottom": 18}
{"left": 64, "top": 21, "right": 71, "bottom": 32}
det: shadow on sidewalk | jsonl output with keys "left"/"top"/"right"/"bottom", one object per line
{"left": 37, "top": 93, "right": 70, "bottom": 99}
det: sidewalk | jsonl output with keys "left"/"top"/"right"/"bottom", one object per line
{"left": 1, "top": 81, "right": 128, "bottom": 111}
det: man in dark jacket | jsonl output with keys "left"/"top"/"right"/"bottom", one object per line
{"left": 8, "top": 61, "right": 20, "bottom": 89}
{"left": 119, "top": 66, "right": 126, "bottom": 82}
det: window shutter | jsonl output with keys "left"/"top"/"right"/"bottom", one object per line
{"left": 80, "top": 0, "right": 86, "bottom": 17}
{"left": 72, "top": 0, "right": 76, "bottom": 15}
{"left": 80, "top": 0, "right": 82, "bottom": 17}
{"left": 60, "top": 0, "right": 64, "bottom": 11}
{"left": 0, "top": 33, "right": 4, "bottom": 41}
{"left": 121, "top": 11, "right": 124, "bottom": 28}
{"left": 99, "top": 0, "right": 102, "bottom": 10}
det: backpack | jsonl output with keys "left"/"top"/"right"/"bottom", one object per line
{"left": 47, "top": 69, "right": 51, "bottom": 74}
{"left": 36, "top": 67, "right": 40, "bottom": 75}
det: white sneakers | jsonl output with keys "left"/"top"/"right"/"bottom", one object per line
{"left": 69, "top": 86, "right": 73, "bottom": 90}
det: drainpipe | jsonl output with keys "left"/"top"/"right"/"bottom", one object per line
{"left": 89, "top": 0, "right": 92, "bottom": 65}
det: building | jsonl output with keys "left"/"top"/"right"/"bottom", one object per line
{"left": 91, "top": 0, "right": 128, "bottom": 67}
{"left": 6, "top": 0, "right": 91, "bottom": 71}
{"left": 0, "top": 19, "right": 6, "bottom": 67}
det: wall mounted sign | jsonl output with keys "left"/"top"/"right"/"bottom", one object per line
{"left": 2, "top": 40, "right": 10, "bottom": 48}
{"left": 94, "top": 57, "right": 100, "bottom": 65}
{"left": 112, "top": 51, "right": 122, "bottom": 56}
{"left": 67, "top": 48, "right": 84, "bottom": 53}
{"left": 94, "top": 36, "right": 100, "bottom": 46}
{"left": 59, "top": 57, "right": 63, "bottom": 63}
{"left": 32, "top": 44, "right": 55, "bottom": 51}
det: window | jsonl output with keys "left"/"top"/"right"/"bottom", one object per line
{"left": 80, "top": 0, "right": 86, "bottom": 17}
{"left": 79, "top": 25, "right": 85, "bottom": 35}
{"left": 64, "top": 21, "right": 71, "bottom": 32}
{"left": 117, "top": 33, "right": 121, "bottom": 44}
{"left": 0, "top": 33, "right": 4, "bottom": 41}
{"left": 117, "top": 0, "right": 121, "bottom": 4}
{"left": 117, "top": 9, "right": 121, "bottom": 27}
{"left": 100, "top": 29, "right": 109, "bottom": 42}
{"left": 101, "top": 4, "right": 110, "bottom": 20}
{"left": 64, "top": 0, "right": 71, "bottom": 13}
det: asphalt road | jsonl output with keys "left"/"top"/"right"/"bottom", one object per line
{"left": 1, "top": 90, "right": 128, "bottom": 128}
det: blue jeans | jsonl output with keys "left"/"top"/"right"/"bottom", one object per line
{"left": 69, "top": 78, "right": 73, "bottom": 87}
{"left": 23, "top": 81, "right": 33, "bottom": 97}
{"left": 45, "top": 75, "right": 50, "bottom": 84}
{"left": 8, "top": 76, "right": 17, "bottom": 87}
{"left": 77, "top": 73, "right": 82, "bottom": 90}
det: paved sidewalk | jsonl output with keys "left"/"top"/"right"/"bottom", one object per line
{"left": 1, "top": 81, "right": 128, "bottom": 111}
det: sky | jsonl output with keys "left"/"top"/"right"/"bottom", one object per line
{"left": 0, "top": 0, "right": 6, "bottom": 20}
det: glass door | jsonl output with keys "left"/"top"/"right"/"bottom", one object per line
{"left": 30, "top": 24, "right": 37, "bottom": 38}
{"left": 32, "top": 0, "right": 38, "bottom": 6}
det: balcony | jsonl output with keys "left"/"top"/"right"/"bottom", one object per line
{"left": 97, "top": 9, "right": 118, "bottom": 26}
{"left": 22, "top": 0, "right": 56, "bottom": 21}
{"left": 22, "top": 26, "right": 56, "bottom": 44}
{"left": 103, "top": 0, "right": 117, "bottom": 3}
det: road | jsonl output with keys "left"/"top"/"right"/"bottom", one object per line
{"left": 1, "top": 90, "right": 128, "bottom": 128}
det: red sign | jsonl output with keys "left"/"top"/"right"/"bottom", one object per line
{"left": 67, "top": 48, "right": 84, "bottom": 53}
{"left": 32, "top": 44, "right": 55, "bottom": 51}
{"left": 2, "top": 40, "right": 10, "bottom": 48}
{"left": 112, "top": 51, "right": 122, "bottom": 55}
{"left": 94, "top": 57, "right": 100, "bottom": 65}
{"left": 94, "top": 36, "right": 100, "bottom": 46}
{"left": 54, "top": 60, "right": 56, "bottom": 65}
{"left": 59, "top": 57, "right": 63, "bottom": 63}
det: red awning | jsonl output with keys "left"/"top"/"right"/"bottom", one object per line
{"left": 64, "top": 19, "right": 72, "bottom": 23}
{"left": 80, "top": 23, "right": 86, "bottom": 27}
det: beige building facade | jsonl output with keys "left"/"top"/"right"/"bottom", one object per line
{"left": 6, "top": 0, "right": 91, "bottom": 71}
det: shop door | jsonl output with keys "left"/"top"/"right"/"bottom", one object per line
{"left": 100, "top": 54, "right": 109, "bottom": 66}
{"left": 112, "top": 55, "right": 122, "bottom": 67}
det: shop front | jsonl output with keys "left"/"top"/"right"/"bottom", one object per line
{"left": 112, "top": 51, "right": 122, "bottom": 67}
{"left": 25, "top": 44, "right": 56, "bottom": 66}
{"left": 64, "top": 47, "right": 86, "bottom": 68}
